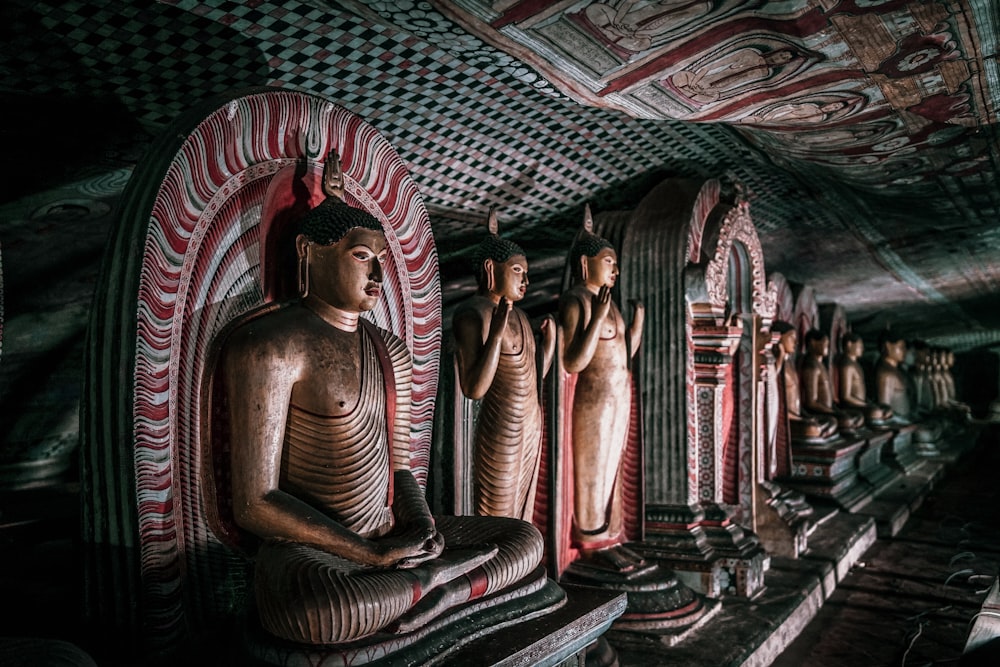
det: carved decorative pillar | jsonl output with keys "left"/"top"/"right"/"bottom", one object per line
{"left": 690, "top": 317, "right": 743, "bottom": 506}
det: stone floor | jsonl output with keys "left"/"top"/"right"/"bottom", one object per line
{"left": 772, "top": 425, "right": 1000, "bottom": 667}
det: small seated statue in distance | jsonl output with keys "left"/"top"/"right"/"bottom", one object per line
{"left": 558, "top": 206, "right": 646, "bottom": 571}
{"left": 875, "top": 331, "right": 942, "bottom": 445}
{"left": 772, "top": 321, "right": 838, "bottom": 441}
{"left": 836, "top": 332, "right": 893, "bottom": 427}
{"left": 453, "top": 209, "right": 555, "bottom": 521}
{"left": 216, "top": 156, "right": 543, "bottom": 645}
{"left": 941, "top": 349, "right": 972, "bottom": 419}
{"left": 800, "top": 329, "right": 864, "bottom": 433}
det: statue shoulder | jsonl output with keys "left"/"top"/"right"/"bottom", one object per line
{"left": 452, "top": 295, "right": 494, "bottom": 334}
{"left": 558, "top": 286, "right": 589, "bottom": 311}
{"left": 219, "top": 302, "right": 310, "bottom": 360}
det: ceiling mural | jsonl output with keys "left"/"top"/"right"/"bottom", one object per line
{"left": 432, "top": 1, "right": 998, "bottom": 190}
{"left": 1, "top": 0, "right": 999, "bottom": 352}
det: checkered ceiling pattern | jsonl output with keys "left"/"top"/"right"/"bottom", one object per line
{"left": 2, "top": 0, "right": 999, "bottom": 346}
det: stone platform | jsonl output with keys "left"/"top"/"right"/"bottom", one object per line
{"left": 965, "top": 578, "right": 1000, "bottom": 658}
{"left": 605, "top": 428, "right": 984, "bottom": 666}
{"left": 858, "top": 458, "right": 943, "bottom": 537}
{"left": 611, "top": 512, "right": 876, "bottom": 666}
{"left": 780, "top": 436, "right": 873, "bottom": 512}
{"left": 440, "top": 587, "right": 626, "bottom": 666}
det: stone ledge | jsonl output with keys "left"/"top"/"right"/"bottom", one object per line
{"left": 438, "top": 586, "right": 626, "bottom": 667}
{"left": 611, "top": 512, "right": 875, "bottom": 666}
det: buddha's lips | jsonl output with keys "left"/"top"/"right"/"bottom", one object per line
{"left": 365, "top": 283, "right": 381, "bottom": 297}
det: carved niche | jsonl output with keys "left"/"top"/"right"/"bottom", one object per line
{"left": 81, "top": 89, "right": 441, "bottom": 648}
{"left": 592, "top": 175, "right": 769, "bottom": 598}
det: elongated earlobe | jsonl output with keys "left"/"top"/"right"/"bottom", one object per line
{"left": 298, "top": 250, "right": 310, "bottom": 297}
{"left": 580, "top": 256, "right": 588, "bottom": 282}
{"left": 484, "top": 258, "right": 495, "bottom": 292}
{"left": 295, "top": 235, "right": 311, "bottom": 297}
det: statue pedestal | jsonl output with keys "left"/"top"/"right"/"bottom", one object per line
{"left": 244, "top": 570, "right": 577, "bottom": 666}
{"left": 780, "top": 436, "right": 874, "bottom": 512}
{"left": 441, "top": 586, "right": 628, "bottom": 667}
{"left": 855, "top": 430, "right": 900, "bottom": 494}
{"left": 562, "top": 556, "right": 718, "bottom": 635}
{"left": 754, "top": 482, "right": 812, "bottom": 558}
{"left": 612, "top": 511, "right": 877, "bottom": 666}
{"left": 885, "top": 424, "right": 923, "bottom": 473}
{"left": 640, "top": 505, "right": 769, "bottom": 599}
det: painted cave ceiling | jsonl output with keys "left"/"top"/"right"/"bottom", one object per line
{"left": 1, "top": 0, "right": 999, "bottom": 352}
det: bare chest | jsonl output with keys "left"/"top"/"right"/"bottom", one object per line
{"left": 291, "top": 335, "right": 365, "bottom": 416}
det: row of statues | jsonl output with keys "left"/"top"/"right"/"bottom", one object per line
{"left": 777, "top": 323, "right": 967, "bottom": 445}
{"left": 211, "top": 152, "right": 967, "bottom": 650}
{"left": 453, "top": 206, "right": 646, "bottom": 569}
{"left": 214, "top": 155, "right": 652, "bottom": 648}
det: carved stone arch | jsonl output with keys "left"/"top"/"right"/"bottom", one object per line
{"left": 792, "top": 283, "right": 820, "bottom": 347}
{"left": 81, "top": 88, "right": 440, "bottom": 649}
{"left": 820, "top": 302, "right": 849, "bottom": 397}
{"left": 697, "top": 197, "right": 772, "bottom": 321}
{"left": 688, "top": 182, "right": 772, "bottom": 527}
{"left": 768, "top": 272, "right": 795, "bottom": 325}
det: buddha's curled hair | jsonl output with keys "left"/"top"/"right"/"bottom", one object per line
{"left": 300, "top": 196, "right": 383, "bottom": 246}
{"left": 472, "top": 235, "right": 525, "bottom": 285}
{"left": 569, "top": 231, "right": 614, "bottom": 282}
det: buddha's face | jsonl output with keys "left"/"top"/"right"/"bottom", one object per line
{"left": 583, "top": 248, "right": 619, "bottom": 289}
{"left": 779, "top": 329, "right": 798, "bottom": 355}
{"left": 489, "top": 254, "right": 529, "bottom": 302}
{"left": 302, "top": 227, "right": 387, "bottom": 313}
{"left": 808, "top": 335, "right": 830, "bottom": 357}
{"left": 883, "top": 339, "right": 906, "bottom": 363}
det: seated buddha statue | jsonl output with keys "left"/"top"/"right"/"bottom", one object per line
{"left": 215, "top": 159, "right": 543, "bottom": 645}
{"left": 800, "top": 330, "right": 865, "bottom": 433}
{"left": 941, "top": 349, "right": 972, "bottom": 418}
{"left": 837, "top": 332, "right": 893, "bottom": 427}
{"left": 875, "top": 332, "right": 942, "bottom": 443}
{"left": 453, "top": 209, "right": 555, "bottom": 521}
{"left": 558, "top": 211, "right": 646, "bottom": 571}
{"left": 910, "top": 341, "right": 938, "bottom": 413}
{"left": 772, "top": 322, "right": 838, "bottom": 441}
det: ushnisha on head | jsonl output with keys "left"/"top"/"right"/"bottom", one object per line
{"left": 569, "top": 203, "right": 617, "bottom": 288}
{"left": 295, "top": 150, "right": 387, "bottom": 320}
{"left": 297, "top": 149, "right": 383, "bottom": 247}
{"left": 473, "top": 207, "right": 529, "bottom": 303}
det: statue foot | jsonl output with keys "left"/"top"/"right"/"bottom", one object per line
{"left": 580, "top": 544, "right": 647, "bottom": 573}
{"left": 389, "top": 546, "right": 499, "bottom": 634}
{"left": 393, "top": 584, "right": 462, "bottom": 633}
{"left": 420, "top": 545, "right": 498, "bottom": 591}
